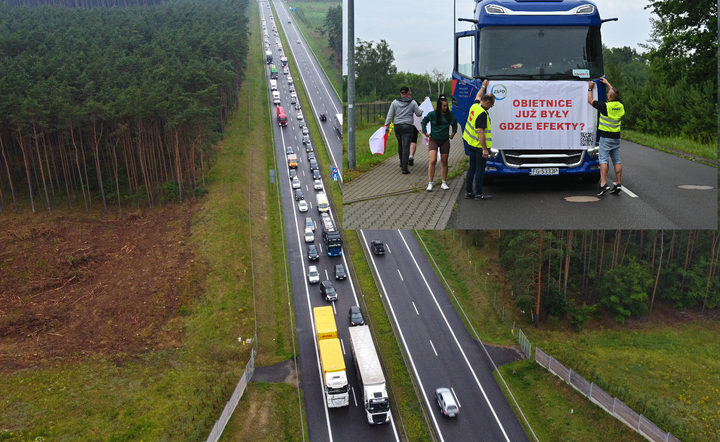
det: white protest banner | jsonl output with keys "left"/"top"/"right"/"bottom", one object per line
{"left": 369, "top": 126, "right": 388, "bottom": 155}
{"left": 488, "top": 81, "right": 596, "bottom": 150}
{"left": 414, "top": 97, "right": 434, "bottom": 146}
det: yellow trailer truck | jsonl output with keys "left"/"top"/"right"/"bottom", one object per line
{"left": 313, "top": 306, "right": 350, "bottom": 407}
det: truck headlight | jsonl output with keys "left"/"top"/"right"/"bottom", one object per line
{"left": 586, "top": 146, "right": 599, "bottom": 157}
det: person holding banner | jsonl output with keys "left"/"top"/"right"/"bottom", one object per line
{"left": 588, "top": 78, "right": 625, "bottom": 196}
{"left": 463, "top": 81, "right": 494, "bottom": 200}
{"left": 385, "top": 86, "right": 423, "bottom": 174}
{"left": 421, "top": 94, "right": 458, "bottom": 191}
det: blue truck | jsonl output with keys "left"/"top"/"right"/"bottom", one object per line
{"left": 452, "top": 0, "right": 617, "bottom": 184}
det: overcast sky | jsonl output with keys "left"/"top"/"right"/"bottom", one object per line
{"left": 344, "top": 0, "right": 656, "bottom": 77}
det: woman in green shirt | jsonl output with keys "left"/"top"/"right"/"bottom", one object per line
{"left": 421, "top": 94, "right": 458, "bottom": 191}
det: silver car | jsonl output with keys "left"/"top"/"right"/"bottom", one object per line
{"left": 307, "top": 265, "right": 320, "bottom": 284}
{"left": 292, "top": 176, "right": 301, "bottom": 189}
{"left": 435, "top": 388, "right": 459, "bottom": 417}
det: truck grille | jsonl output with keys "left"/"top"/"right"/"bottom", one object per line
{"left": 502, "top": 150, "right": 585, "bottom": 168}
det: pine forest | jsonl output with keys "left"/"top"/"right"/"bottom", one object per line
{"left": 0, "top": 0, "right": 250, "bottom": 213}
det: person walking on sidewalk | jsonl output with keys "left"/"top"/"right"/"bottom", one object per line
{"left": 588, "top": 77, "right": 625, "bottom": 196}
{"left": 463, "top": 81, "right": 493, "bottom": 200}
{"left": 421, "top": 94, "right": 458, "bottom": 191}
{"left": 385, "top": 86, "right": 423, "bottom": 174}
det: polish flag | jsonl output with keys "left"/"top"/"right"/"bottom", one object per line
{"left": 369, "top": 126, "right": 389, "bottom": 155}
{"left": 414, "top": 97, "right": 435, "bottom": 146}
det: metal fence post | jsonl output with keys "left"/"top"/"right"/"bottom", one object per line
{"left": 612, "top": 397, "right": 616, "bottom": 414}
{"left": 589, "top": 382, "right": 593, "bottom": 398}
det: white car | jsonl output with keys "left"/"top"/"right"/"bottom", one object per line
{"left": 298, "top": 200, "right": 308, "bottom": 212}
{"left": 304, "top": 227, "right": 314, "bottom": 242}
{"left": 297, "top": 111, "right": 304, "bottom": 120}
{"left": 313, "top": 179, "right": 323, "bottom": 191}
{"left": 302, "top": 126, "right": 309, "bottom": 135}
{"left": 292, "top": 176, "right": 301, "bottom": 189}
{"left": 321, "top": 212, "right": 331, "bottom": 223}
{"left": 307, "top": 265, "right": 320, "bottom": 284}
{"left": 288, "top": 76, "right": 293, "bottom": 85}
{"left": 289, "top": 84, "right": 295, "bottom": 92}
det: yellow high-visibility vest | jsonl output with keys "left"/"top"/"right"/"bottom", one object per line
{"left": 463, "top": 103, "right": 492, "bottom": 149}
{"left": 599, "top": 101, "right": 625, "bottom": 133}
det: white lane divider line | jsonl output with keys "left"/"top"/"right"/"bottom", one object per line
{"left": 412, "top": 301, "right": 419, "bottom": 315}
{"left": 429, "top": 340, "right": 438, "bottom": 357}
{"left": 398, "top": 269, "right": 404, "bottom": 281}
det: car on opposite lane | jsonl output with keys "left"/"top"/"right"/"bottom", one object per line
{"left": 435, "top": 388, "right": 459, "bottom": 417}
{"left": 371, "top": 240, "right": 385, "bottom": 255}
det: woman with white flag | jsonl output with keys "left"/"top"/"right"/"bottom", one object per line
{"left": 420, "top": 94, "right": 457, "bottom": 191}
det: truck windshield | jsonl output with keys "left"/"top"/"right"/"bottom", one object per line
{"left": 328, "top": 385, "right": 349, "bottom": 395}
{"left": 368, "top": 398, "right": 390, "bottom": 413}
{"left": 477, "top": 26, "right": 603, "bottom": 79}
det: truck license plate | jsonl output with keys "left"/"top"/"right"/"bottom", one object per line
{"left": 530, "top": 168, "right": 559, "bottom": 176}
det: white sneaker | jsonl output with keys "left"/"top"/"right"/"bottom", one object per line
{"left": 441, "top": 182, "right": 449, "bottom": 190}
{"left": 426, "top": 182, "right": 433, "bottom": 191}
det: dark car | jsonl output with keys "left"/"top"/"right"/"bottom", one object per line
{"left": 349, "top": 306, "right": 365, "bottom": 326}
{"left": 307, "top": 152, "right": 315, "bottom": 161}
{"left": 309, "top": 160, "right": 319, "bottom": 171}
{"left": 285, "top": 145, "right": 294, "bottom": 155}
{"left": 289, "top": 169, "right": 297, "bottom": 179}
{"left": 320, "top": 113, "right": 327, "bottom": 121}
{"left": 371, "top": 240, "right": 385, "bottom": 255}
{"left": 334, "top": 263, "right": 346, "bottom": 280}
{"left": 307, "top": 244, "right": 319, "bottom": 261}
{"left": 312, "top": 169, "right": 321, "bottom": 180}
{"left": 302, "top": 135, "right": 310, "bottom": 145}
{"left": 305, "top": 142, "right": 313, "bottom": 153}
{"left": 320, "top": 280, "right": 337, "bottom": 301}
{"left": 295, "top": 189, "right": 304, "bottom": 201}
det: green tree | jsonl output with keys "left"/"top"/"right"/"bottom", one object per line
{"left": 322, "top": 4, "right": 342, "bottom": 64}
{"left": 355, "top": 39, "right": 397, "bottom": 100}
{"left": 645, "top": 0, "right": 718, "bottom": 90}
{"left": 599, "top": 258, "right": 653, "bottom": 323}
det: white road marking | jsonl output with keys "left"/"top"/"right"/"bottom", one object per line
{"left": 451, "top": 388, "right": 461, "bottom": 408}
{"left": 429, "top": 340, "right": 438, "bottom": 357}
{"left": 398, "top": 269, "right": 403, "bottom": 281}
{"left": 412, "top": 302, "right": 419, "bottom": 315}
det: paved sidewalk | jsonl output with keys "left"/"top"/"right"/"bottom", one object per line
{"left": 342, "top": 136, "right": 467, "bottom": 229}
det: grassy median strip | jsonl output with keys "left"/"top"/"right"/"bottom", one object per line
{"left": 346, "top": 232, "right": 432, "bottom": 442}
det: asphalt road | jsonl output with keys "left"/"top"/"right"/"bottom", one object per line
{"left": 360, "top": 230, "right": 530, "bottom": 442}
{"left": 262, "top": 2, "right": 400, "bottom": 441}
{"left": 448, "top": 140, "right": 717, "bottom": 229}
{"left": 273, "top": 1, "right": 344, "bottom": 179}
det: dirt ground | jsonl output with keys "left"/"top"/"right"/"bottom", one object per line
{"left": 0, "top": 205, "right": 198, "bottom": 371}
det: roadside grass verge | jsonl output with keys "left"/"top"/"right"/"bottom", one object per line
{"left": 219, "top": 382, "right": 305, "bottom": 442}
{"left": 623, "top": 130, "right": 718, "bottom": 165}
{"left": 495, "top": 360, "right": 646, "bottom": 442}
{"left": 416, "top": 230, "right": 720, "bottom": 442}
{"left": 346, "top": 231, "right": 432, "bottom": 442}
{"left": 344, "top": 121, "right": 399, "bottom": 182}
{"left": 285, "top": 1, "right": 342, "bottom": 98}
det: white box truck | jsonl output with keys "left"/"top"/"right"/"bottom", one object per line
{"left": 272, "top": 90, "right": 280, "bottom": 106}
{"left": 265, "top": 50, "right": 273, "bottom": 64}
{"left": 270, "top": 79, "right": 277, "bottom": 91}
{"left": 348, "top": 325, "right": 391, "bottom": 424}
{"left": 316, "top": 193, "right": 329, "bottom": 213}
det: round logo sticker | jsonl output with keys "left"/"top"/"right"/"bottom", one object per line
{"left": 491, "top": 84, "right": 507, "bottom": 100}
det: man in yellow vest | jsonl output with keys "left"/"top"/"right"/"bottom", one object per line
{"left": 463, "top": 80, "right": 494, "bottom": 200}
{"left": 588, "top": 77, "right": 625, "bottom": 196}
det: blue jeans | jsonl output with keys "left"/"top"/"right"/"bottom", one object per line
{"left": 394, "top": 123, "right": 414, "bottom": 170}
{"left": 465, "top": 140, "right": 487, "bottom": 195}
